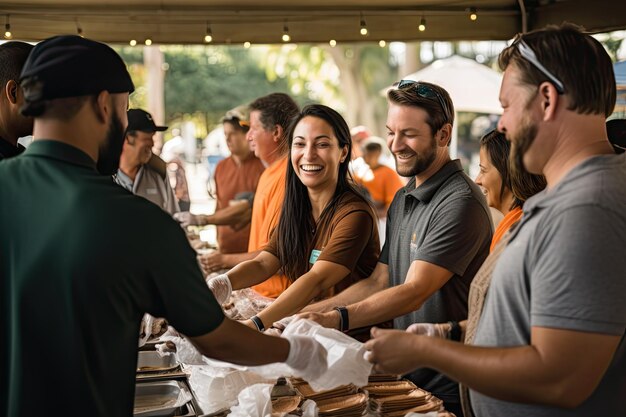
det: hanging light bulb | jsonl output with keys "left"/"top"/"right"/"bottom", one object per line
{"left": 329, "top": 39, "right": 337, "bottom": 47}
{"left": 4, "top": 15, "right": 11, "bottom": 39}
{"left": 282, "top": 20, "right": 290, "bottom": 42}
{"left": 359, "top": 13, "right": 368, "bottom": 36}
{"left": 469, "top": 8, "right": 478, "bottom": 21}
{"left": 145, "top": 38, "right": 152, "bottom": 46}
{"left": 76, "top": 20, "right": 83, "bottom": 37}
{"left": 418, "top": 17, "right": 426, "bottom": 32}
{"left": 204, "top": 22, "right": 213, "bottom": 43}
{"left": 130, "top": 39, "right": 137, "bottom": 46}
{"left": 244, "top": 41, "right": 251, "bottom": 48}
{"left": 379, "top": 40, "right": 386, "bottom": 48}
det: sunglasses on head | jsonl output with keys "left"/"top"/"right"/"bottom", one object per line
{"left": 394, "top": 80, "right": 451, "bottom": 121}
{"left": 513, "top": 37, "right": 565, "bottom": 94}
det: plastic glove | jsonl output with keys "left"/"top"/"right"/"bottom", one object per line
{"left": 284, "top": 335, "right": 328, "bottom": 382}
{"left": 405, "top": 322, "right": 450, "bottom": 339}
{"left": 173, "top": 211, "right": 200, "bottom": 227}
{"left": 207, "top": 274, "right": 232, "bottom": 305}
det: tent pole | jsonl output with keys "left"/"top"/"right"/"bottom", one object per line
{"left": 518, "top": 0, "right": 528, "bottom": 33}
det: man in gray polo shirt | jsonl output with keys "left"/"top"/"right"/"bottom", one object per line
{"left": 364, "top": 24, "right": 626, "bottom": 417}
{"left": 302, "top": 81, "right": 492, "bottom": 415}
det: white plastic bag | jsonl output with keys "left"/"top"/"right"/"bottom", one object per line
{"left": 281, "top": 319, "right": 372, "bottom": 390}
{"left": 227, "top": 383, "right": 273, "bottom": 417}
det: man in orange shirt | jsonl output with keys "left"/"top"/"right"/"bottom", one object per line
{"left": 200, "top": 93, "right": 299, "bottom": 298}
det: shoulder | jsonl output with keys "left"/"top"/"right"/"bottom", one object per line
{"left": 332, "top": 191, "right": 376, "bottom": 221}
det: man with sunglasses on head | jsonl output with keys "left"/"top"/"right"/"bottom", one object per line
{"left": 364, "top": 23, "right": 626, "bottom": 417}
{"left": 301, "top": 80, "right": 492, "bottom": 415}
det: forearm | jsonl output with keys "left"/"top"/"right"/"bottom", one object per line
{"left": 302, "top": 264, "right": 388, "bottom": 313}
{"left": 203, "top": 202, "right": 251, "bottom": 226}
{"left": 191, "top": 318, "right": 289, "bottom": 366}
{"left": 227, "top": 253, "right": 273, "bottom": 289}
{"left": 220, "top": 250, "right": 261, "bottom": 269}
{"left": 349, "top": 282, "right": 426, "bottom": 329}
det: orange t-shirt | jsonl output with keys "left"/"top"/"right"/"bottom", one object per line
{"left": 490, "top": 206, "right": 523, "bottom": 252}
{"left": 357, "top": 165, "right": 404, "bottom": 213}
{"left": 248, "top": 157, "right": 290, "bottom": 298}
{"left": 214, "top": 154, "right": 265, "bottom": 253}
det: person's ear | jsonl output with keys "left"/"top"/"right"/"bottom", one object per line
{"left": 5, "top": 80, "right": 18, "bottom": 104}
{"left": 437, "top": 123, "right": 452, "bottom": 147}
{"left": 272, "top": 124, "right": 283, "bottom": 143}
{"left": 93, "top": 90, "right": 111, "bottom": 124}
{"left": 539, "top": 81, "right": 560, "bottom": 121}
{"left": 340, "top": 145, "right": 349, "bottom": 163}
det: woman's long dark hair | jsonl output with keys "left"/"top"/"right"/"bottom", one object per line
{"left": 275, "top": 104, "right": 370, "bottom": 282}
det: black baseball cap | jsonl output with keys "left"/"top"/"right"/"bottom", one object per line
{"left": 127, "top": 109, "right": 168, "bottom": 133}
{"left": 19, "top": 35, "right": 134, "bottom": 102}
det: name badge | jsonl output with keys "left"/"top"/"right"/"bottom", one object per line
{"left": 309, "top": 249, "right": 322, "bottom": 264}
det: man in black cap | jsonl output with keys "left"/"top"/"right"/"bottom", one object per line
{"left": 115, "top": 108, "right": 179, "bottom": 214}
{"left": 0, "top": 41, "right": 34, "bottom": 160}
{"left": 0, "top": 35, "right": 327, "bottom": 417}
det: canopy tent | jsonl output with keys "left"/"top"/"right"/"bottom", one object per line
{"left": 384, "top": 55, "right": 503, "bottom": 157}
{"left": 2, "top": 0, "right": 626, "bottom": 45}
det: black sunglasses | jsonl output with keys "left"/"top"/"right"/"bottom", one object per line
{"left": 395, "top": 80, "right": 451, "bottom": 121}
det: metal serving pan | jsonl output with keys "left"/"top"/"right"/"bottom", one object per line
{"left": 137, "top": 351, "right": 179, "bottom": 373}
{"left": 134, "top": 380, "right": 192, "bottom": 417}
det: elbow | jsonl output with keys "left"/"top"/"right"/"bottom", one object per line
{"left": 540, "top": 380, "right": 597, "bottom": 409}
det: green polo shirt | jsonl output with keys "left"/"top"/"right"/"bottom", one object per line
{"left": 0, "top": 140, "right": 224, "bottom": 416}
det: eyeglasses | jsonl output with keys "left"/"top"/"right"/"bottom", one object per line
{"left": 514, "top": 38, "right": 565, "bottom": 95}
{"left": 395, "top": 80, "right": 451, "bottom": 121}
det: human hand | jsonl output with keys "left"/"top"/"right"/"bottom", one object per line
{"left": 364, "top": 327, "right": 425, "bottom": 375}
{"left": 199, "top": 251, "right": 226, "bottom": 274}
{"left": 406, "top": 322, "right": 450, "bottom": 339}
{"left": 284, "top": 335, "right": 328, "bottom": 382}
{"left": 206, "top": 273, "right": 232, "bottom": 305}
{"left": 295, "top": 311, "right": 340, "bottom": 330}
{"left": 173, "top": 211, "right": 200, "bottom": 227}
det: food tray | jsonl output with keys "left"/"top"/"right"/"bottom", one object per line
{"left": 134, "top": 380, "right": 192, "bottom": 417}
{"left": 137, "top": 351, "right": 180, "bottom": 373}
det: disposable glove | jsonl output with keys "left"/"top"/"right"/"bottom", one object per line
{"left": 284, "top": 335, "right": 328, "bottom": 382}
{"left": 207, "top": 273, "right": 232, "bottom": 305}
{"left": 405, "top": 322, "right": 449, "bottom": 338}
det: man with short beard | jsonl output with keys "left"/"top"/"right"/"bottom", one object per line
{"left": 301, "top": 80, "right": 492, "bottom": 415}
{"left": 114, "top": 108, "right": 179, "bottom": 215}
{"left": 0, "top": 35, "right": 327, "bottom": 417}
{"left": 364, "top": 24, "right": 626, "bottom": 417}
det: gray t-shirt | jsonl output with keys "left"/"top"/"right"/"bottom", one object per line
{"left": 380, "top": 159, "right": 492, "bottom": 399}
{"left": 471, "top": 153, "right": 626, "bottom": 417}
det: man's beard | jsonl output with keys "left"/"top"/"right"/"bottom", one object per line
{"left": 394, "top": 135, "right": 437, "bottom": 177}
{"left": 509, "top": 115, "right": 538, "bottom": 177}
{"left": 96, "top": 110, "right": 126, "bottom": 176}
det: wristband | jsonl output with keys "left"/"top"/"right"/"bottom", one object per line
{"left": 250, "top": 315, "right": 265, "bottom": 332}
{"left": 333, "top": 306, "right": 350, "bottom": 332}
{"left": 448, "top": 321, "right": 461, "bottom": 341}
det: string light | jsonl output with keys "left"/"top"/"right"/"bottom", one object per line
{"left": 130, "top": 39, "right": 137, "bottom": 46}
{"left": 379, "top": 40, "right": 386, "bottom": 47}
{"left": 76, "top": 19, "right": 83, "bottom": 37}
{"left": 204, "top": 22, "right": 213, "bottom": 43}
{"left": 282, "top": 20, "right": 290, "bottom": 42}
{"left": 329, "top": 39, "right": 337, "bottom": 47}
{"left": 244, "top": 41, "right": 251, "bottom": 48}
{"left": 4, "top": 15, "right": 11, "bottom": 39}
{"left": 418, "top": 17, "right": 426, "bottom": 32}
{"left": 469, "top": 8, "right": 478, "bottom": 21}
{"left": 359, "top": 13, "right": 368, "bottom": 36}
{"left": 145, "top": 38, "right": 152, "bottom": 46}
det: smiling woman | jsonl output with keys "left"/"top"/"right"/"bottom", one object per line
{"left": 207, "top": 104, "right": 380, "bottom": 330}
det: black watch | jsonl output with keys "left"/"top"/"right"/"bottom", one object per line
{"left": 448, "top": 321, "right": 462, "bottom": 341}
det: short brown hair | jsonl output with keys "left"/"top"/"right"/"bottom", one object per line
{"left": 499, "top": 23, "right": 615, "bottom": 118}
{"left": 387, "top": 81, "right": 454, "bottom": 137}
{"left": 248, "top": 92, "right": 299, "bottom": 154}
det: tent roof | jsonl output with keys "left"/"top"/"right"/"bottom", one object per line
{"left": 391, "top": 55, "right": 503, "bottom": 114}
{"left": 2, "top": 0, "right": 626, "bottom": 45}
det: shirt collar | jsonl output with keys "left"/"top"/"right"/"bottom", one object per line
{"left": 23, "top": 140, "right": 97, "bottom": 170}
{"left": 404, "top": 159, "right": 464, "bottom": 203}
{"left": 0, "top": 136, "right": 25, "bottom": 159}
